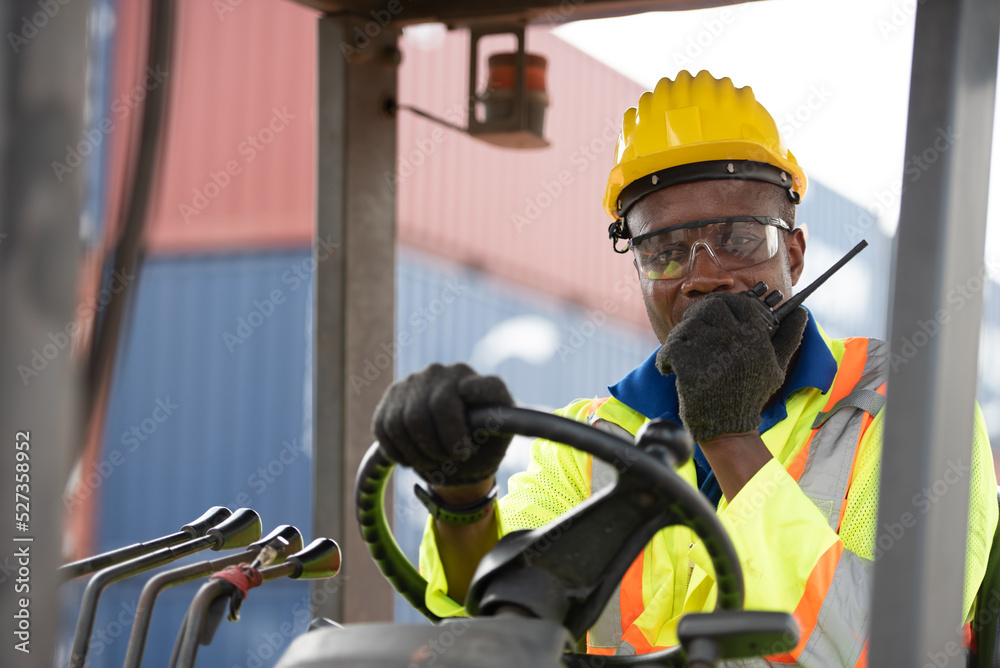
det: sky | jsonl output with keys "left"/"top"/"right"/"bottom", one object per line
{"left": 551, "top": 0, "right": 1000, "bottom": 273}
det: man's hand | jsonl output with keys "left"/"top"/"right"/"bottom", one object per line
{"left": 372, "top": 362, "right": 515, "bottom": 488}
{"left": 655, "top": 292, "right": 808, "bottom": 443}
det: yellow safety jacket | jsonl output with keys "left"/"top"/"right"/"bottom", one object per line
{"left": 419, "top": 331, "right": 998, "bottom": 667}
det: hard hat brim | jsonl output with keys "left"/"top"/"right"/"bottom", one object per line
{"left": 603, "top": 140, "right": 808, "bottom": 220}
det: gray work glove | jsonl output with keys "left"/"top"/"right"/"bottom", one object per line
{"left": 372, "top": 363, "right": 514, "bottom": 487}
{"left": 655, "top": 292, "right": 809, "bottom": 443}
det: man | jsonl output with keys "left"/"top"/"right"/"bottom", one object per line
{"left": 373, "top": 70, "right": 999, "bottom": 665}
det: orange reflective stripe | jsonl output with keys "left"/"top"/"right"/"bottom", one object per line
{"left": 831, "top": 338, "right": 869, "bottom": 401}
{"left": 768, "top": 542, "right": 845, "bottom": 662}
{"left": 585, "top": 397, "right": 610, "bottom": 417}
{"left": 611, "top": 550, "right": 664, "bottom": 654}
{"left": 788, "top": 338, "right": 869, "bottom": 484}
{"left": 787, "top": 439, "right": 811, "bottom": 482}
{"left": 620, "top": 550, "right": 645, "bottom": 633}
{"left": 855, "top": 639, "right": 868, "bottom": 667}
{"left": 620, "top": 623, "right": 659, "bottom": 653}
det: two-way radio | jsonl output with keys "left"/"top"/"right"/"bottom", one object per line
{"left": 744, "top": 240, "right": 868, "bottom": 336}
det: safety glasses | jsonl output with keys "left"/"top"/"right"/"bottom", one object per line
{"left": 629, "top": 216, "right": 791, "bottom": 280}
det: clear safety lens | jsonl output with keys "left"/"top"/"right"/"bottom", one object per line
{"left": 630, "top": 218, "right": 786, "bottom": 280}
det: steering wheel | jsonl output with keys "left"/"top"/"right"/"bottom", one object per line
{"left": 355, "top": 406, "right": 797, "bottom": 666}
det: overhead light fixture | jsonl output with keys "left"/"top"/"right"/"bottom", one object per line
{"left": 389, "top": 23, "right": 550, "bottom": 150}
{"left": 468, "top": 24, "right": 550, "bottom": 149}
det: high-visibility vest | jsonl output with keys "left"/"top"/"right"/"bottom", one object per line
{"left": 585, "top": 337, "right": 889, "bottom": 665}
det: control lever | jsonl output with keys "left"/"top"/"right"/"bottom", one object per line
{"left": 67, "top": 508, "right": 261, "bottom": 668}
{"left": 59, "top": 506, "right": 232, "bottom": 580}
{"left": 122, "top": 525, "right": 303, "bottom": 668}
{"left": 171, "top": 538, "right": 342, "bottom": 668}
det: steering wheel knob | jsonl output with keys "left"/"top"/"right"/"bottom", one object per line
{"left": 634, "top": 419, "right": 693, "bottom": 469}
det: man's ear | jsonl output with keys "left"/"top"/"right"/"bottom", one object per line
{"left": 788, "top": 228, "right": 806, "bottom": 286}
{"left": 633, "top": 257, "right": 642, "bottom": 281}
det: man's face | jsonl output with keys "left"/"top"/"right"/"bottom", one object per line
{"left": 628, "top": 179, "right": 807, "bottom": 344}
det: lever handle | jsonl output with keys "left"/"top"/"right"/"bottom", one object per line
{"left": 287, "top": 538, "right": 342, "bottom": 579}
{"left": 181, "top": 506, "right": 233, "bottom": 538}
{"left": 207, "top": 508, "right": 262, "bottom": 550}
{"left": 251, "top": 525, "right": 304, "bottom": 556}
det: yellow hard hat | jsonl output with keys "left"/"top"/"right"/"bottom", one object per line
{"left": 604, "top": 70, "right": 807, "bottom": 230}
